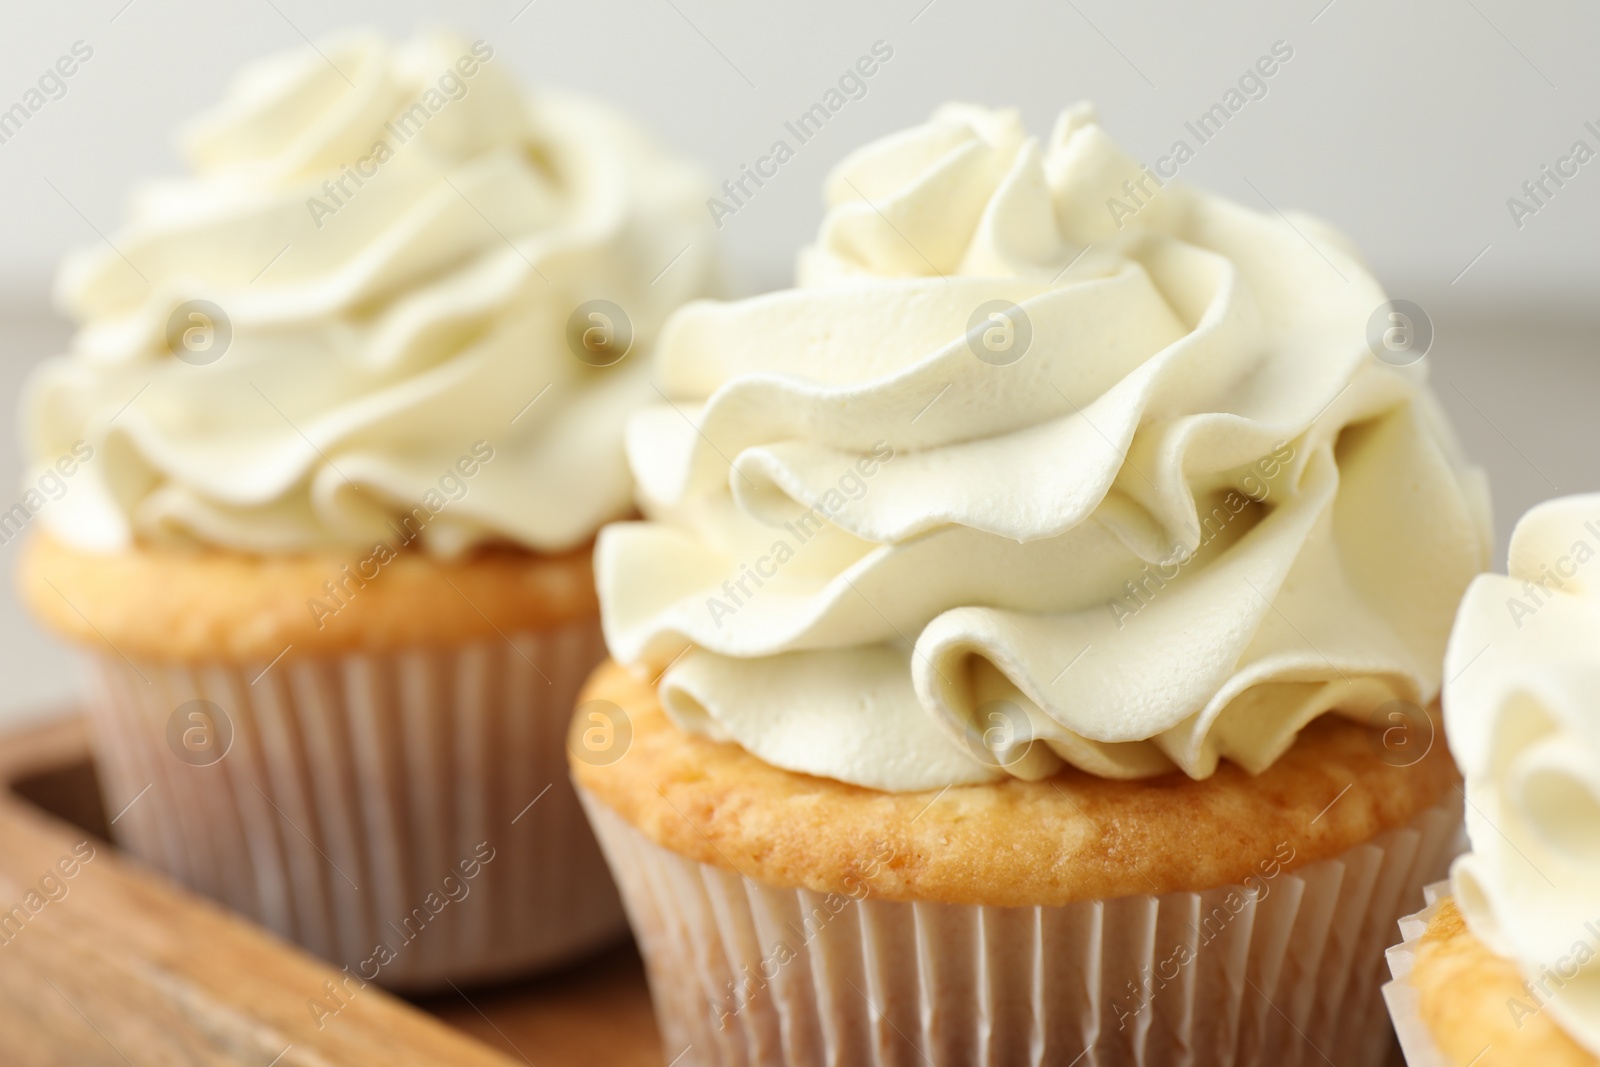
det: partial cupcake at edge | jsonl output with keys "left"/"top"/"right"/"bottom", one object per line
{"left": 17, "top": 30, "right": 714, "bottom": 989}
{"left": 1385, "top": 493, "right": 1600, "bottom": 1067}
{"left": 571, "top": 102, "right": 1492, "bottom": 1066}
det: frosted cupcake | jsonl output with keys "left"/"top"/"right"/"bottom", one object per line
{"left": 573, "top": 103, "right": 1488, "bottom": 1064}
{"left": 19, "top": 31, "right": 712, "bottom": 988}
{"left": 1385, "top": 494, "right": 1600, "bottom": 1067}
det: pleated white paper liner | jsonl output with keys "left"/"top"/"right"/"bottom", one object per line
{"left": 82, "top": 619, "right": 626, "bottom": 992}
{"left": 579, "top": 787, "right": 1463, "bottom": 1067}
{"left": 1382, "top": 883, "right": 1461, "bottom": 1067}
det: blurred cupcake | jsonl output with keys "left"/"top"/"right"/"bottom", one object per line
{"left": 18, "top": 30, "right": 713, "bottom": 988}
{"left": 1385, "top": 494, "right": 1600, "bottom": 1066}
{"left": 573, "top": 103, "right": 1489, "bottom": 1065}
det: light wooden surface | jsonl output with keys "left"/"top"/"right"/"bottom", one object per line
{"left": 418, "top": 947, "right": 664, "bottom": 1067}
{"left": 0, "top": 713, "right": 664, "bottom": 1065}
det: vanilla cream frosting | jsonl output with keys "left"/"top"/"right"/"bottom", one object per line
{"left": 597, "top": 102, "right": 1491, "bottom": 791}
{"left": 1448, "top": 494, "right": 1600, "bottom": 1055}
{"left": 23, "top": 30, "right": 712, "bottom": 556}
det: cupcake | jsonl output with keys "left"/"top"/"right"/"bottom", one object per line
{"left": 18, "top": 30, "right": 713, "bottom": 989}
{"left": 572, "top": 102, "right": 1489, "bottom": 1064}
{"left": 1385, "top": 494, "right": 1600, "bottom": 1066}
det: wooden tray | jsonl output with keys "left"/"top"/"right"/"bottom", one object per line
{"left": 0, "top": 712, "right": 664, "bottom": 1065}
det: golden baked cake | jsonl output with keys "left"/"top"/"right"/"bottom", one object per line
{"left": 1402, "top": 898, "right": 1597, "bottom": 1067}
{"left": 23, "top": 533, "right": 597, "bottom": 661}
{"left": 576, "top": 662, "right": 1457, "bottom": 908}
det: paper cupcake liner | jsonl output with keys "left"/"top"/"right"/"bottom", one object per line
{"left": 1381, "top": 883, "right": 1459, "bottom": 1067}
{"left": 580, "top": 787, "right": 1462, "bottom": 1067}
{"left": 83, "top": 620, "right": 625, "bottom": 991}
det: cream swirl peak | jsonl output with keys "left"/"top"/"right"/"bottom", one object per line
{"left": 23, "top": 30, "right": 713, "bottom": 556}
{"left": 597, "top": 102, "right": 1490, "bottom": 791}
{"left": 1447, "top": 494, "right": 1600, "bottom": 1056}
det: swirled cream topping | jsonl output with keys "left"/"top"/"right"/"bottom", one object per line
{"left": 597, "top": 102, "right": 1490, "bottom": 791}
{"left": 22, "top": 30, "right": 712, "bottom": 557}
{"left": 1448, "top": 494, "right": 1600, "bottom": 1055}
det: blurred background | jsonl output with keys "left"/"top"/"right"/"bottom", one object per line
{"left": 0, "top": 0, "right": 1595, "bottom": 722}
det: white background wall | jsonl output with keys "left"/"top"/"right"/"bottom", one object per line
{"left": 2, "top": 0, "right": 1599, "bottom": 298}
{"left": 0, "top": 0, "right": 1596, "bottom": 721}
